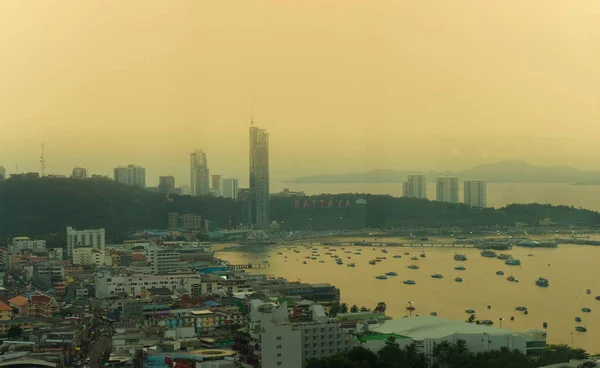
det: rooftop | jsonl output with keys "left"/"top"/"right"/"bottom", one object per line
{"left": 369, "top": 316, "right": 526, "bottom": 340}
{"left": 0, "top": 302, "right": 12, "bottom": 311}
{"left": 8, "top": 295, "right": 28, "bottom": 307}
{"left": 357, "top": 333, "right": 411, "bottom": 342}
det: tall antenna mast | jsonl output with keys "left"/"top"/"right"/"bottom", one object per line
{"left": 40, "top": 143, "right": 46, "bottom": 177}
{"left": 250, "top": 96, "right": 255, "bottom": 126}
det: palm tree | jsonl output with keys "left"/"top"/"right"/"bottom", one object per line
{"left": 350, "top": 304, "right": 359, "bottom": 313}
{"left": 360, "top": 305, "right": 370, "bottom": 312}
{"left": 340, "top": 302, "right": 349, "bottom": 314}
{"left": 375, "top": 301, "right": 387, "bottom": 313}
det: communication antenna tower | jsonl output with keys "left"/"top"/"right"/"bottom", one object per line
{"left": 40, "top": 143, "right": 46, "bottom": 177}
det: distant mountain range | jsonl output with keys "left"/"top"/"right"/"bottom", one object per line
{"left": 284, "top": 160, "right": 600, "bottom": 184}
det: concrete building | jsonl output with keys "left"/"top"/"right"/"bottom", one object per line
{"left": 114, "top": 164, "right": 146, "bottom": 187}
{"left": 177, "top": 185, "right": 191, "bottom": 195}
{"left": 73, "top": 248, "right": 111, "bottom": 267}
{"left": 66, "top": 226, "right": 106, "bottom": 258}
{"left": 34, "top": 262, "right": 65, "bottom": 280}
{"left": 219, "top": 178, "right": 239, "bottom": 199}
{"left": 9, "top": 237, "right": 46, "bottom": 254}
{"left": 464, "top": 180, "right": 487, "bottom": 208}
{"left": 47, "top": 248, "right": 63, "bottom": 260}
{"left": 212, "top": 174, "right": 222, "bottom": 191}
{"left": 159, "top": 176, "right": 176, "bottom": 194}
{"left": 94, "top": 271, "right": 200, "bottom": 298}
{"left": 436, "top": 177, "right": 459, "bottom": 203}
{"left": 191, "top": 150, "right": 210, "bottom": 196}
{"left": 72, "top": 167, "right": 88, "bottom": 179}
{"left": 147, "top": 245, "right": 180, "bottom": 274}
{"left": 249, "top": 124, "right": 270, "bottom": 226}
{"left": 363, "top": 316, "right": 546, "bottom": 360}
{"left": 403, "top": 174, "right": 427, "bottom": 199}
{"left": 238, "top": 188, "right": 254, "bottom": 228}
{"left": 168, "top": 212, "right": 203, "bottom": 235}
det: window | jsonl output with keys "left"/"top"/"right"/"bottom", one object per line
{"left": 276, "top": 336, "right": 282, "bottom": 340}
{"left": 277, "top": 362, "right": 282, "bottom": 366}
{"left": 276, "top": 345, "right": 282, "bottom": 349}
{"left": 277, "top": 353, "right": 281, "bottom": 357}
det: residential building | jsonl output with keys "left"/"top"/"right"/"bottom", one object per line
{"left": 436, "top": 176, "right": 459, "bottom": 203}
{"left": 114, "top": 164, "right": 146, "bottom": 188}
{"left": 147, "top": 245, "right": 180, "bottom": 274}
{"left": 66, "top": 226, "right": 105, "bottom": 258}
{"left": 249, "top": 124, "right": 270, "bottom": 226}
{"left": 183, "top": 276, "right": 254, "bottom": 297}
{"left": 273, "top": 188, "right": 306, "bottom": 197}
{"left": 94, "top": 272, "right": 200, "bottom": 298}
{"left": 34, "top": 262, "right": 65, "bottom": 280}
{"left": 159, "top": 176, "right": 176, "bottom": 194}
{"left": 168, "top": 212, "right": 203, "bottom": 236}
{"left": 464, "top": 180, "right": 487, "bottom": 208}
{"left": 0, "top": 318, "right": 36, "bottom": 336}
{"left": 238, "top": 188, "right": 254, "bottom": 228}
{"left": 363, "top": 316, "right": 546, "bottom": 359}
{"left": 47, "top": 248, "right": 63, "bottom": 260}
{"left": 73, "top": 247, "right": 94, "bottom": 265}
{"left": 0, "top": 165, "right": 6, "bottom": 180}
{"left": 0, "top": 302, "right": 11, "bottom": 321}
{"left": 177, "top": 185, "right": 191, "bottom": 195}
{"left": 191, "top": 150, "right": 210, "bottom": 196}
{"left": 219, "top": 178, "right": 238, "bottom": 199}
{"left": 9, "top": 237, "right": 46, "bottom": 254}
{"left": 212, "top": 175, "right": 222, "bottom": 191}
{"left": 72, "top": 167, "right": 88, "bottom": 179}
{"left": 403, "top": 174, "right": 427, "bottom": 199}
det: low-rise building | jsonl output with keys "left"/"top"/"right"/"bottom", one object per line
{"left": 9, "top": 237, "right": 47, "bottom": 254}
{"left": 94, "top": 271, "right": 200, "bottom": 298}
{"left": 34, "top": 261, "right": 65, "bottom": 280}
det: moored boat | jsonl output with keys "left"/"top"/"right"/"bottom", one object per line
{"left": 347, "top": 262, "right": 355, "bottom": 267}
{"left": 420, "top": 252, "right": 426, "bottom": 258}
{"left": 376, "top": 275, "right": 388, "bottom": 280}
{"left": 454, "top": 254, "right": 467, "bottom": 261}
{"left": 496, "top": 271, "right": 504, "bottom": 275}
{"left": 455, "top": 266, "right": 466, "bottom": 271}
{"left": 336, "top": 258, "right": 343, "bottom": 265}
{"left": 536, "top": 277, "right": 549, "bottom": 287}
{"left": 481, "top": 250, "right": 497, "bottom": 257}
{"left": 505, "top": 259, "right": 521, "bottom": 266}
{"left": 411, "top": 257, "right": 419, "bottom": 261}
{"left": 431, "top": 273, "right": 443, "bottom": 279}
{"left": 393, "top": 255, "right": 402, "bottom": 259}
{"left": 403, "top": 280, "right": 416, "bottom": 285}
{"left": 455, "top": 277, "right": 463, "bottom": 282}
{"left": 369, "top": 260, "right": 376, "bottom": 265}
{"left": 582, "top": 307, "right": 591, "bottom": 313}
{"left": 575, "top": 317, "right": 582, "bottom": 322}
{"left": 385, "top": 271, "right": 398, "bottom": 276}
{"left": 407, "top": 264, "right": 420, "bottom": 270}
{"left": 497, "top": 253, "right": 511, "bottom": 260}
{"left": 575, "top": 326, "right": 587, "bottom": 332}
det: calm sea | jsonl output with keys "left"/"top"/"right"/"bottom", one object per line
{"left": 217, "top": 242, "right": 600, "bottom": 353}
{"left": 272, "top": 183, "right": 600, "bottom": 211}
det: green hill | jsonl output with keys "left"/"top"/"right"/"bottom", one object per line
{"left": 0, "top": 177, "right": 599, "bottom": 244}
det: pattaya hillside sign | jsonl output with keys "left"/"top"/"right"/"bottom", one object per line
{"left": 294, "top": 198, "right": 367, "bottom": 209}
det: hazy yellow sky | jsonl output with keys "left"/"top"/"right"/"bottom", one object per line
{"left": 1, "top": 1, "right": 599, "bottom": 186}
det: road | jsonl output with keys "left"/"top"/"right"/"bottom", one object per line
{"left": 88, "top": 335, "right": 112, "bottom": 368}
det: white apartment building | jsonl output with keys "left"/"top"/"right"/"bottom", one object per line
{"left": 191, "top": 150, "right": 210, "bottom": 196}
{"left": 436, "top": 177, "right": 459, "bottom": 203}
{"left": 146, "top": 245, "right": 180, "bottom": 274}
{"left": 218, "top": 178, "right": 239, "bottom": 199}
{"left": 72, "top": 167, "right": 88, "bottom": 179}
{"left": 47, "top": 248, "right": 63, "bottom": 260}
{"left": 162, "top": 241, "right": 212, "bottom": 253}
{"left": 114, "top": 164, "right": 146, "bottom": 187}
{"left": 9, "top": 237, "right": 46, "bottom": 254}
{"left": 248, "top": 300, "right": 354, "bottom": 368}
{"left": 403, "top": 174, "right": 427, "bottom": 199}
{"left": 34, "top": 262, "right": 65, "bottom": 280}
{"left": 183, "top": 277, "right": 254, "bottom": 297}
{"left": 73, "top": 247, "right": 111, "bottom": 267}
{"left": 94, "top": 272, "right": 200, "bottom": 298}
{"left": 66, "top": 226, "right": 106, "bottom": 258}
{"left": 464, "top": 180, "right": 487, "bottom": 208}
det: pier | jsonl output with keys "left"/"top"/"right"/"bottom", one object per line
{"left": 279, "top": 241, "right": 476, "bottom": 248}
{"left": 228, "top": 263, "right": 270, "bottom": 270}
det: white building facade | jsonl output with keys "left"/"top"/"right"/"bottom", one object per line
{"left": 436, "top": 177, "right": 459, "bottom": 203}
{"left": 403, "top": 174, "right": 427, "bottom": 199}
{"left": 9, "top": 237, "right": 46, "bottom": 254}
{"left": 146, "top": 245, "right": 180, "bottom": 274}
{"left": 464, "top": 180, "right": 487, "bottom": 208}
{"left": 219, "top": 178, "right": 239, "bottom": 199}
{"left": 94, "top": 272, "right": 200, "bottom": 298}
{"left": 114, "top": 165, "right": 146, "bottom": 187}
{"left": 66, "top": 226, "right": 106, "bottom": 258}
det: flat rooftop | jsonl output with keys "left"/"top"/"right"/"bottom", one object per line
{"left": 369, "top": 316, "right": 525, "bottom": 340}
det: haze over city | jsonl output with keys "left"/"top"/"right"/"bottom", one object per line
{"left": 1, "top": 0, "right": 600, "bottom": 187}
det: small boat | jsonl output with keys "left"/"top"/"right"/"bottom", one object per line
{"left": 347, "top": 263, "right": 355, "bottom": 267}
{"left": 407, "top": 265, "right": 420, "bottom": 270}
{"left": 487, "top": 305, "right": 492, "bottom": 309}
{"left": 356, "top": 249, "right": 362, "bottom": 251}
{"left": 305, "top": 256, "right": 311, "bottom": 259}
{"left": 376, "top": 275, "right": 388, "bottom": 280}
{"left": 303, "top": 261, "right": 307, "bottom": 264}
{"left": 376, "top": 256, "right": 387, "bottom": 260}
{"left": 481, "top": 250, "right": 497, "bottom": 257}
{"left": 575, "top": 317, "right": 582, "bottom": 322}
{"left": 430, "top": 312, "right": 437, "bottom": 316}
{"left": 455, "top": 277, "right": 463, "bottom": 282}
{"left": 575, "top": 326, "right": 587, "bottom": 332}
{"left": 420, "top": 252, "right": 426, "bottom": 258}
{"left": 319, "top": 260, "right": 325, "bottom": 263}
{"left": 497, "top": 254, "right": 511, "bottom": 260}
{"left": 382, "top": 249, "right": 388, "bottom": 253}
{"left": 496, "top": 271, "right": 504, "bottom": 275}
{"left": 294, "top": 250, "right": 300, "bottom": 253}
{"left": 403, "top": 280, "right": 416, "bottom": 285}
{"left": 404, "top": 252, "right": 410, "bottom": 255}
{"left": 455, "top": 266, "right": 466, "bottom": 271}
{"left": 478, "top": 320, "right": 494, "bottom": 326}
{"left": 505, "top": 259, "right": 521, "bottom": 266}
{"left": 393, "top": 255, "right": 402, "bottom": 259}
{"left": 536, "top": 277, "right": 549, "bottom": 287}
{"left": 524, "top": 310, "right": 529, "bottom": 315}
{"left": 586, "top": 289, "right": 591, "bottom": 294}
{"left": 277, "top": 252, "right": 283, "bottom": 255}
{"left": 385, "top": 271, "right": 398, "bottom": 276}
{"left": 311, "top": 257, "right": 317, "bottom": 260}
{"left": 411, "top": 257, "right": 419, "bottom": 261}
{"left": 596, "top": 296, "right": 600, "bottom": 300}
{"left": 454, "top": 254, "right": 467, "bottom": 261}
{"left": 515, "top": 306, "right": 527, "bottom": 311}
{"left": 354, "top": 252, "right": 361, "bottom": 255}
{"left": 507, "top": 275, "right": 517, "bottom": 282}
{"left": 368, "top": 260, "right": 376, "bottom": 265}
{"left": 431, "top": 273, "right": 443, "bottom": 279}
{"left": 582, "top": 307, "right": 591, "bottom": 313}
{"left": 528, "top": 254, "right": 534, "bottom": 257}
{"left": 341, "top": 248, "right": 345, "bottom": 250}
{"left": 465, "top": 309, "right": 475, "bottom": 314}
{"left": 375, "top": 259, "right": 382, "bottom": 263}
{"left": 325, "top": 252, "right": 332, "bottom": 255}
{"left": 336, "top": 258, "right": 343, "bottom": 265}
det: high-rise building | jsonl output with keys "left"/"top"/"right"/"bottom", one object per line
{"left": 0, "top": 166, "right": 5, "bottom": 180}
{"left": 464, "top": 180, "right": 487, "bottom": 208}
{"left": 436, "top": 177, "right": 459, "bottom": 203}
{"left": 158, "top": 176, "right": 176, "bottom": 194}
{"left": 72, "top": 167, "right": 87, "bottom": 179}
{"left": 403, "top": 174, "right": 427, "bottom": 199}
{"left": 147, "top": 245, "right": 180, "bottom": 274}
{"left": 238, "top": 188, "right": 255, "bottom": 228}
{"left": 114, "top": 165, "right": 146, "bottom": 187}
{"left": 66, "top": 226, "right": 106, "bottom": 258}
{"left": 211, "top": 175, "right": 222, "bottom": 191}
{"left": 190, "top": 150, "right": 209, "bottom": 196}
{"left": 219, "top": 178, "right": 239, "bottom": 199}
{"left": 249, "top": 124, "right": 270, "bottom": 226}
{"left": 177, "top": 185, "right": 191, "bottom": 195}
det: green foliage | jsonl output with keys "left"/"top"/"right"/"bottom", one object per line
{"left": 7, "top": 325, "right": 22, "bottom": 338}
{"left": 350, "top": 304, "right": 359, "bottom": 313}
{"left": 537, "top": 344, "right": 589, "bottom": 366}
{"left": 340, "top": 302, "right": 349, "bottom": 314}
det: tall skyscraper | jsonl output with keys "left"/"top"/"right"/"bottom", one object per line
{"left": 436, "top": 176, "right": 459, "bottom": 203}
{"left": 114, "top": 165, "right": 146, "bottom": 187}
{"left": 0, "top": 166, "right": 5, "bottom": 180}
{"left": 249, "top": 124, "right": 270, "bottom": 226}
{"left": 211, "top": 174, "right": 222, "bottom": 191}
{"left": 464, "top": 180, "right": 487, "bottom": 208}
{"left": 159, "top": 176, "right": 176, "bottom": 194}
{"left": 190, "top": 150, "right": 209, "bottom": 196}
{"left": 72, "top": 167, "right": 88, "bottom": 179}
{"left": 220, "top": 178, "right": 239, "bottom": 199}
{"left": 403, "top": 174, "right": 427, "bottom": 199}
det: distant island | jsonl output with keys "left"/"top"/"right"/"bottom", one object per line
{"left": 285, "top": 160, "right": 600, "bottom": 184}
